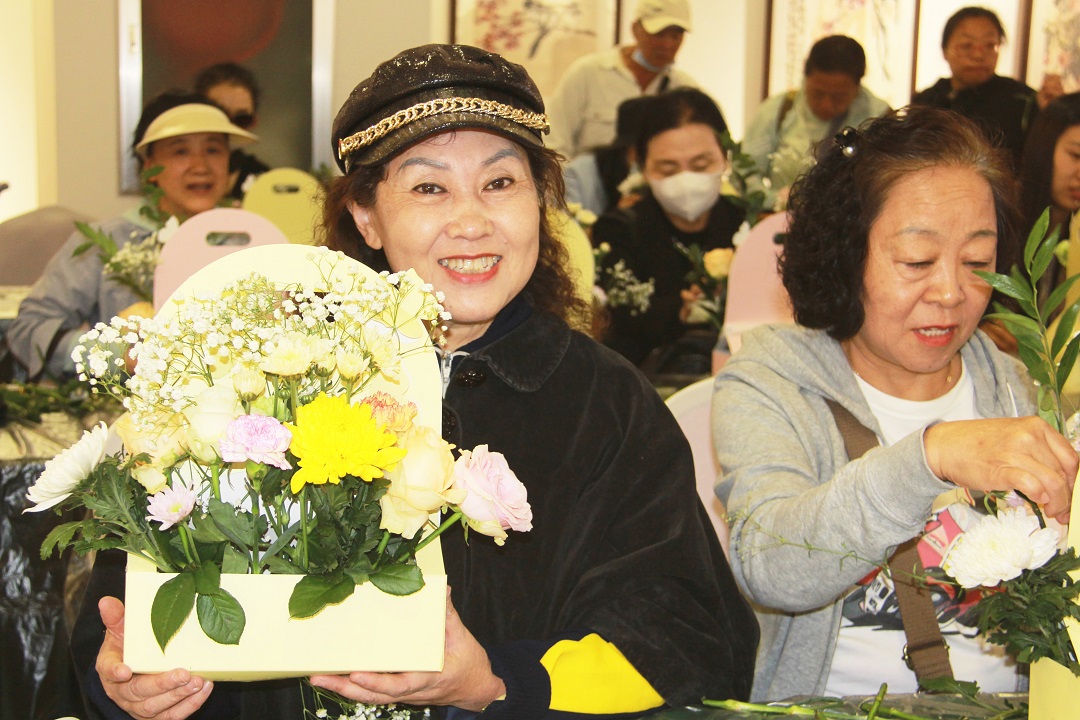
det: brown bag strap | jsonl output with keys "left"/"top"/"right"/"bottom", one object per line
{"left": 823, "top": 399, "right": 954, "bottom": 683}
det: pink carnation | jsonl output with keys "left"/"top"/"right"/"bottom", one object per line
{"left": 454, "top": 445, "right": 532, "bottom": 542}
{"left": 219, "top": 414, "right": 292, "bottom": 470}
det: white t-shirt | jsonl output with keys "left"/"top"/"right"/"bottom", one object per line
{"left": 824, "top": 360, "right": 1024, "bottom": 696}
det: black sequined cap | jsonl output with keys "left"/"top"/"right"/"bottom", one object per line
{"left": 332, "top": 44, "right": 549, "bottom": 173}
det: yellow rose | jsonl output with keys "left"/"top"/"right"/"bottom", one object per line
{"left": 114, "top": 411, "right": 185, "bottom": 468}
{"left": 132, "top": 464, "right": 169, "bottom": 493}
{"left": 703, "top": 248, "right": 734, "bottom": 279}
{"left": 379, "top": 425, "right": 464, "bottom": 539}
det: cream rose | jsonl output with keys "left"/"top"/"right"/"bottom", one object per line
{"left": 114, "top": 411, "right": 186, "bottom": 468}
{"left": 182, "top": 383, "right": 243, "bottom": 463}
{"left": 379, "top": 425, "right": 463, "bottom": 539}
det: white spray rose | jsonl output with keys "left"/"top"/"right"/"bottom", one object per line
{"left": 943, "top": 507, "right": 1061, "bottom": 588}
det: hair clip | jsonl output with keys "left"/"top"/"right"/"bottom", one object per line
{"left": 834, "top": 127, "right": 858, "bottom": 158}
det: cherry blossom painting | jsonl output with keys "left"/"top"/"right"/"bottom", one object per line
{"left": 452, "top": 0, "right": 618, "bottom": 100}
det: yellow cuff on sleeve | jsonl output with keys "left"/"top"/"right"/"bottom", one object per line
{"left": 539, "top": 633, "right": 664, "bottom": 713}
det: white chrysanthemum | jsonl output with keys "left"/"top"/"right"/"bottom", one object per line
{"left": 24, "top": 422, "right": 109, "bottom": 513}
{"left": 943, "top": 507, "right": 1060, "bottom": 588}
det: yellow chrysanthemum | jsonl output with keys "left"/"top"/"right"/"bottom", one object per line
{"left": 286, "top": 394, "right": 406, "bottom": 493}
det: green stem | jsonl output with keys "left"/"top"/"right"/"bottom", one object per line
{"left": 413, "top": 510, "right": 463, "bottom": 555}
{"left": 210, "top": 463, "right": 221, "bottom": 501}
{"left": 299, "top": 485, "right": 309, "bottom": 570}
{"left": 250, "top": 486, "right": 261, "bottom": 574}
{"left": 374, "top": 530, "right": 391, "bottom": 564}
{"left": 177, "top": 524, "right": 198, "bottom": 565}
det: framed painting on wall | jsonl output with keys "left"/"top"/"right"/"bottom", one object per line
{"left": 766, "top": 0, "right": 917, "bottom": 110}
{"left": 1026, "top": 0, "right": 1080, "bottom": 93}
{"left": 450, "top": 0, "right": 619, "bottom": 101}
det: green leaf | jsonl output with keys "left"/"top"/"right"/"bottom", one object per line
{"left": 221, "top": 544, "right": 248, "bottom": 574}
{"left": 1043, "top": 275, "right": 1080, "bottom": 320}
{"left": 1051, "top": 299, "right": 1080, "bottom": 358}
{"left": 370, "top": 562, "right": 425, "bottom": 596}
{"left": 192, "top": 562, "right": 222, "bottom": 595}
{"left": 918, "top": 676, "right": 980, "bottom": 698}
{"left": 151, "top": 572, "right": 196, "bottom": 651}
{"left": 975, "top": 270, "right": 1032, "bottom": 304}
{"left": 288, "top": 574, "right": 355, "bottom": 619}
{"left": 196, "top": 588, "right": 246, "bottom": 645}
{"left": 1031, "top": 226, "right": 1062, "bottom": 287}
{"left": 207, "top": 498, "right": 253, "bottom": 551}
{"left": 40, "top": 521, "right": 84, "bottom": 560}
{"left": 1024, "top": 208, "right": 1052, "bottom": 270}
{"left": 263, "top": 554, "right": 304, "bottom": 574}
{"left": 1017, "top": 344, "right": 1052, "bottom": 385}
{"left": 1057, "top": 331, "right": 1080, "bottom": 391}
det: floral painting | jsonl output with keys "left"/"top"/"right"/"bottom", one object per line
{"left": 767, "top": 0, "right": 917, "bottom": 111}
{"left": 453, "top": 0, "right": 618, "bottom": 100}
{"left": 1028, "top": 0, "right": 1080, "bottom": 93}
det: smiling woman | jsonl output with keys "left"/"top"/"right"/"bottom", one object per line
{"left": 71, "top": 43, "right": 759, "bottom": 720}
{"left": 7, "top": 94, "right": 254, "bottom": 381}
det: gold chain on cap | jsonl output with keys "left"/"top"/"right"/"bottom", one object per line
{"left": 338, "top": 96, "right": 549, "bottom": 160}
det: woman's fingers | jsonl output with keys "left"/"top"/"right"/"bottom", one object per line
{"left": 924, "top": 417, "right": 1077, "bottom": 521}
{"left": 95, "top": 597, "right": 214, "bottom": 719}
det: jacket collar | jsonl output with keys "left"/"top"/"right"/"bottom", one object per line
{"left": 467, "top": 310, "right": 572, "bottom": 392}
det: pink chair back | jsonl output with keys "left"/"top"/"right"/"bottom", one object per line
{"left": 722, "top": 212, "right": 794, "bottom": 355}
{"left": 153, "top": 208, "right": 288, "bottom": 308}
{"left": 665, "top": 376, "right": 729, "bottom": 555}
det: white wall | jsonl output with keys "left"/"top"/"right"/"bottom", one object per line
{"left": 0, "top": 0, "right": 58, "bottom": 223}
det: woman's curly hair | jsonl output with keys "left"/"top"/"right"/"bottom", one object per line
{"left": 322, "top": 137, "right": 591, "bottom": 332}
{"left": 780, "top": 105, "right": 1020, "bottom": 340}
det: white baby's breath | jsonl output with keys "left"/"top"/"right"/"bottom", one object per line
{"left": 943, "top": 507, "right": 1061, "bottom": 588}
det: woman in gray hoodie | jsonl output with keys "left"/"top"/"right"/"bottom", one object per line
{"left": 715, "top": 106, "right": 1077, "bottom": 701}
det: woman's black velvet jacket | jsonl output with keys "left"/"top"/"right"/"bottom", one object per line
{"left": 71, "top": 309, "right": 758, "bottom": 719}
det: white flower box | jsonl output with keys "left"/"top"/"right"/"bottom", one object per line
{"left": 123, "top": 538, "right": 446, "bottom": 680}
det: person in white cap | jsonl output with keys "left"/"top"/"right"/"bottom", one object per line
{"left": 546, "top": 0, "right": 698, "bottom": 160}
{"left": 7, "top": 92, "right": 255, "bottom": 380}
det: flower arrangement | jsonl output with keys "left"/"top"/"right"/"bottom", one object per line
{"left": 936, "top": 209, "right": 1080, "bottom": 675}
{"left": 72, "top": 167, "right": 179, "bottom": 303}
{"left": 592, "top": 242, "right": 654, "bottom": 316}
{"left": 26, "top": 247, "right": 532, "bottom": 655}
{"left": 676, "top": 241, "right": 735, "bottom": 332}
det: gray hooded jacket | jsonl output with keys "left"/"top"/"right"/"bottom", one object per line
{"left": 713, "top": 324, "right": 1033, "bottom": 700}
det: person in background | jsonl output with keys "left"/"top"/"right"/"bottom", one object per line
{"left": 73, "top": 44, "right": 758, "bottom": 720}
{"left": 563, "top": 94, "right": 655, "bottom": 217}
{"left": 715, "top": 106, "right": 1077, "bottom": 701}
{"left": 7, "top": 94, "right": 254, "bottom": 381}
{"left": 911, "top": 6, "right": 1063, "bottom": 167}
{"left": 592, "top": 87, "right": 742, "bottom": 368}
{"left": 547, "top": 0, "right": 696, "bottom": 160}
{"left": 1020, "top": 92, "right": 1080, "bottom": 237}
{"left": 194, "top": 62, "right": 270, "bottom": 199}
{"left": 742, "top": 35, "right": 890, "bottom": 211}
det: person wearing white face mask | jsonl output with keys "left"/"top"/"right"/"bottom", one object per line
{"left": 592, "top": 88, "right": 743, "bottom": 367}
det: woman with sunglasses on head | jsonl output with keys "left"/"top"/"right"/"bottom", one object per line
{"left": 195, "top": 63, "right": 270, "bottom": 199}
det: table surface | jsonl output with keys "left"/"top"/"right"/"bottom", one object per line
{"left": 650, "top": 693, "right": 1027, "bottom": 718}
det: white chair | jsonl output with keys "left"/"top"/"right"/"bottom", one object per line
{"left": 153, "top": 208, "right": 288, "bottom": 308}
{"left": 241, "top": 168, "right": 323, "bottom": 245}
{"left": 720, "top": 211, "right": 794, "bottom": 359}
{"left": 665, "top": 376, "right": 729, "bottom": 555}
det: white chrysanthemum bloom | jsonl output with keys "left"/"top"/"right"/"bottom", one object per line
{"left": 24, "top": 422, "right": 110, "bottom": 512}
{"left": 942, "top": 507, "right": 1060, "bottom": 588}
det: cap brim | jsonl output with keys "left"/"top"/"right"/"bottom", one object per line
{"left": 640, "top": 16, "right": 691, "bottom": 33}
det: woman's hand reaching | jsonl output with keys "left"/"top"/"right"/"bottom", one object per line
{"left": 924, "top": 416, "right": 1078, "bottom": 523}
{"left": 309, "top": 588, "right": 505, "bottom": 711}
{"left": 95, "top": 597, "right": 214, "bottom": 720}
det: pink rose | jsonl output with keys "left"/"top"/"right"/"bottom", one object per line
{"left": 454, "top": 445, "right": 532, "bottom": 545}
{"left": 219, "top": 414, "right": 293, "bottom": 470}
